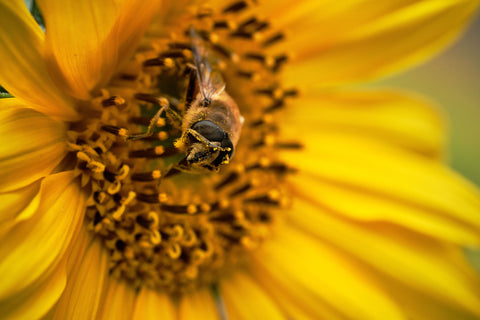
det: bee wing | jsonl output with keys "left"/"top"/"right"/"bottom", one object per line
{"left": 190, "top": 27, "right": 226, "bottom": 103}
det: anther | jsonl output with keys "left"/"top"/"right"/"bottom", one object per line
{"left": 160, "top": 204, "right": 199, "bottom": 215}
{"left": 262, "top": 32, "right": 285, "bottom": 47}
{"left": 243, "top": 194, "right": 281, "bottom": 206}
{"left": 283, "top": 88, "right": 299, "bottom": 97}
{"left": 157, "top": 49, "right": 191, "bottom": 59}
{"left": 168, "top": 42, "right": 191, "bottom": 50}
{"left": 101, "top": 125, "right": 128, "bottom": 137}
{"left": 222, "top": 0, "right": 248, "bottom": 13}
{"left": 271, "top": 54, "right": 289, "bottom": 72}
{"left": 212, "top": 44, "right": 239, "bottom": 62}
{"left": 250, "top": 114, "right": 274, "bottom": 127}
{"left": 253, "top": 21, "right": 269, "bottom": 32}
{"left": 134, "top": 93, "right": 165, "bottom": 105}
{"left": 102, "top": 96, "right": 126, "bottom": 108}
{"left": 137, "top": 192, "right": 161, "bottom": 204}
{"left": 213, "top": 20, "right": 236, "bottom": 30}
{"left": 264, "top": 100, "right": 285, "bottom": 113}
{"left": 120, "top": 74, "right": 138, "bottom": 81}
{"left": 274, "top": 141, "right": 303, "bottom": 149}
{"left": 238, "top": 16, "right": 257, "bottom": 29}
{"left": 131, "top": 170, "right": 162, "bottom": 181}
{"left": 244, "top": 52, "right": 267, "bottom": 63}
{"left": 143, "top": 57, "right": 175, "bottom": 68}
{"left": 229, "top": 182, "right": 253, "bottom": 197}
{"left": 129, "top": 146, "right": 172, "bottom": 158}
{"left": 229, "top": 30, "right": 256, "bottom": 40}
{"left": 237, "top": 70, "right": 260, "bottom": 81}
{"left": 129, "top": 116, "right": 165, "bottom": 126}
{"left": 214, "top": 171, "right": 240, "bottom": 190}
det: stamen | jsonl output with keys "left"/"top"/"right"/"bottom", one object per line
{"left": 212, "top": 43, "right": 239, "bottom": 62}
{"left": 262, "top": 32, "right": 285, "bottom": 47}
{"left": 134, "top": 93, "right": 167, "bottom": 106}
{"left": 128, "top": 146, "right": 178, "bottom": 158}
{"left": 143, "top": 57, "right": 175, "bottom": 68}
{"left": 275, "top": 141, "right": 303, "bottom": 149}
{"left": 161, "top": 204, "right": 199, "bottom": 215}
{"left": 131, "top": 170, "right": 162, "bottom": 181}
{"left": 101, "top": 125, "right": 128, "bottom": 137}
{"left": 102, "top": 96, "right": 126, "bottom": 108}
{"left": 213, "top": 20, "right": 237, "bottom": 30}
{"left": 222, "top": 0, "right": 248, "bottom": 13}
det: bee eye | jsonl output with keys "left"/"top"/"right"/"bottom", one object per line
{"left": 191, "top": 120, "right": 225, "bottom": 142}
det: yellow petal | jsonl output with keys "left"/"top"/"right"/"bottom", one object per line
{"left": 279, "top": 133, "right": 480, "bottom": 245}
{"left": 250, "top": 224, "right": 405, "bottom": 320}
{"left": 0, "top": 2, "right": 78, "bottom": 120}
{"left": 132, "top": 288, "right": 176, "bottom": 320}
{"left": 178, "top": 288, "right": 220, "bottom": 320}
{"left": 38, "top": 0, "right": 162, "bottom": 99}
{"left": 288, "top": 199, "right": 480, "bottom": 317}
{"left": 0, "top": 259, "right": 67, "bottom": 320}
{"left": 0, "top": 100, "right": 67, "bottom": 192}
{"left": 96, "top": 278, "right": 136, "bottom": 320}
{"left": 221, "top": 272, "right": 286, "bottom": 320}
{"left": 0, "top": 171, "right": 85, "bottom": 300}
{"left": 0, "top": 181, "right": 40, "bottom": 225}
{"left": 281, "top": 89, "right": 446, "bottom": 159}
{"left": 52, "top": 231, "right": 108, "bottom": 320}
{"left": 269, "top": 0, "right": 480, "bottom": 87}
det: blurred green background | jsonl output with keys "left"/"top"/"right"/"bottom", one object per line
{"left": 376, "top": 15, "right": 480, "bottom": 186}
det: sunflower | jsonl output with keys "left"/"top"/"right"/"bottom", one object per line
{"left": 1, "top": 0, "right": 480, "bottom": 319}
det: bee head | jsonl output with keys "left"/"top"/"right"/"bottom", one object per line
{"left": 187, "top": 120, "right": 234, "bottom": 170}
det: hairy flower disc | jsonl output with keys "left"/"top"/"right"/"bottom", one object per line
{"left": 65, "top": 0, "right": 298, "bottom": 294}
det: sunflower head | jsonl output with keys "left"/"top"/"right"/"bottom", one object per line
{"left": 61, "top": 0, "right": 300, "bottom": 294}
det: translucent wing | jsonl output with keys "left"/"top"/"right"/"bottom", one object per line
{"left": 189, "top": 27, "right": 226, "bottom": 105}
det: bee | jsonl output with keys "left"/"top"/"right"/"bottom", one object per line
{"left": 129, "top": 27, "right": 243, "bottom": 175}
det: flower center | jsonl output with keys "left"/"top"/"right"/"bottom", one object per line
{"left": 66, "top": 0, "right": 299, "bottom": 294}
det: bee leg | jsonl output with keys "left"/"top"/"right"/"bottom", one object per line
{"left": 125, "top": 98, "right": 182, "bottom": 141}
{"left": 162, "top": 158, "right": 190, "bottom": 178}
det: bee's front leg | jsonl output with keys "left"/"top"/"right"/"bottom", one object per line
{"left": 126, "top": 98, "right": 179, "bottom": 141}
